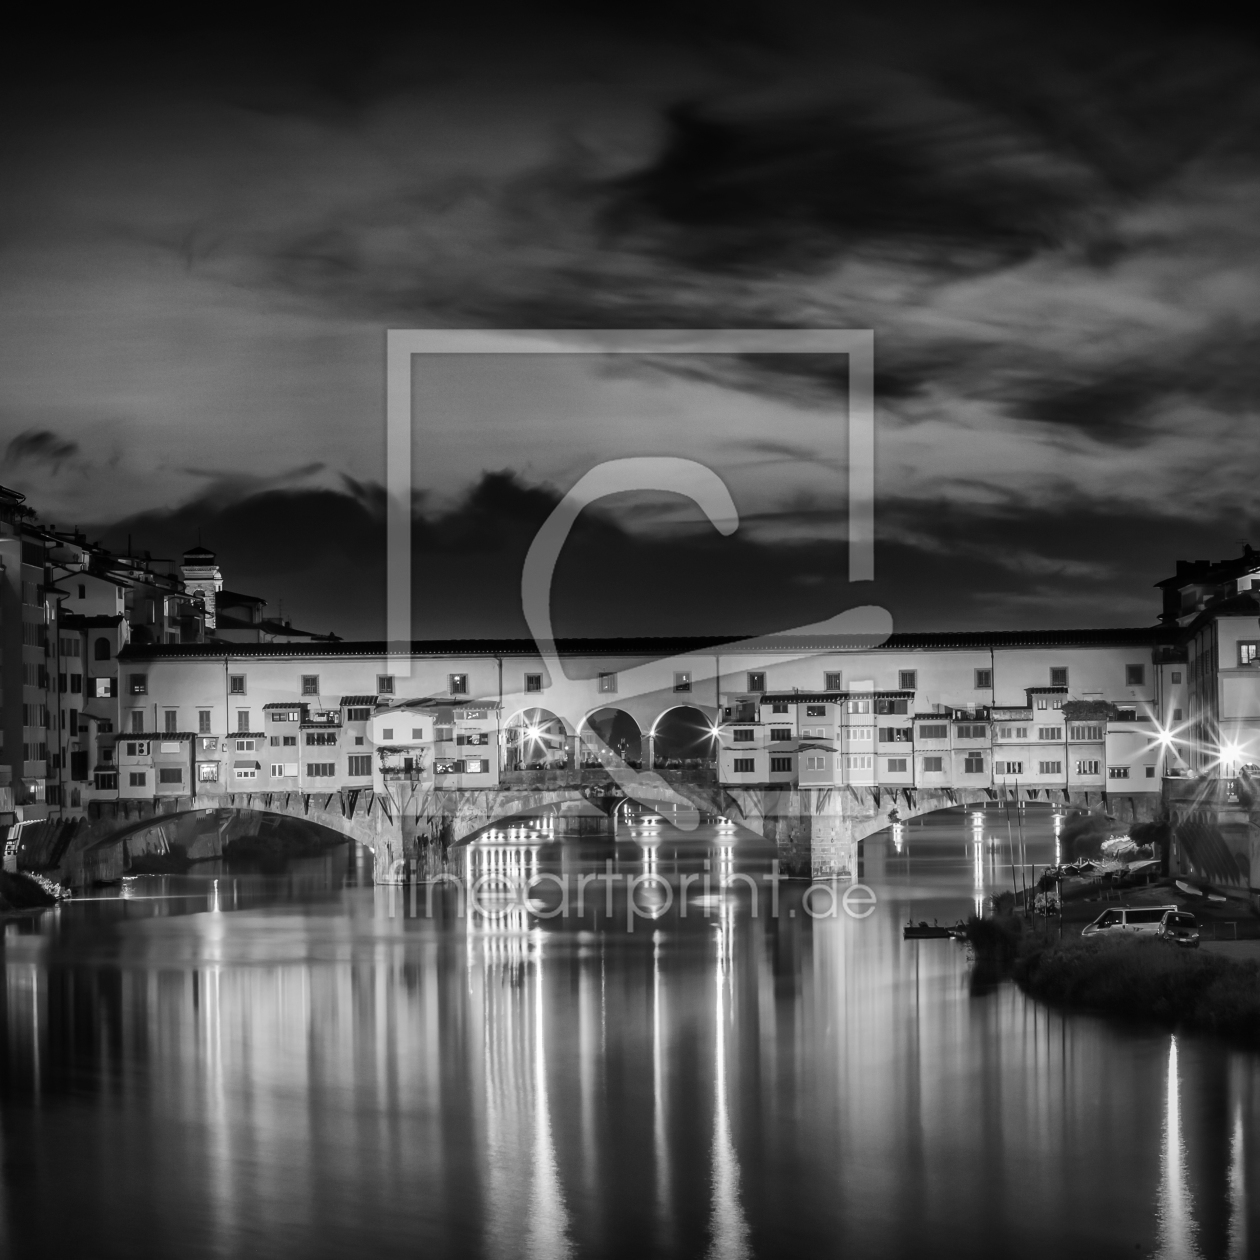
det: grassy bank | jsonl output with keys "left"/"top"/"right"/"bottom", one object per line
{"left": 967, "top": 915, "right": 1260, "bottom": 1044}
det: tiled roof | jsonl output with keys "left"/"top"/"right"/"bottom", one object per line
{"left": 118, "top": 626, "right": 1173, "bottom": 662}
{"left": 263, "top": 701, "right": 304, "bottom": 709}
{"left": 339, "top": 695, "right": 379, "bottom": 706}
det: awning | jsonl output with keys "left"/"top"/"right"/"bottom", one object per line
{"left": 233, "top": 760, "right": 261, "bottom": 770}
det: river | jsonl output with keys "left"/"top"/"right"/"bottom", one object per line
{"left": 0, "top": 803, "right": 1256, "bottom": 1258}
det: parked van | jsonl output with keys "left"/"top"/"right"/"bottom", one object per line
{"left": 1081, "top": 905, "right": 1179, "bottom": 938}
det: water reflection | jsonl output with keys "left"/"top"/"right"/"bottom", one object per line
{"left": 1, "top": 809, "right": 1259, "bottom": 1258}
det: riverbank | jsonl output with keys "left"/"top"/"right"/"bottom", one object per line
{"left": 967, "top": 914, "right": 1260, "bottom": 1044}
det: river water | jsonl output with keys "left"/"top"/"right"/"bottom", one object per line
{"left": 1, "top": 804, "right": 1257, "bottom": 1258}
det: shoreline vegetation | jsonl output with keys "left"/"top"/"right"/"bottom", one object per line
{"left": 966, "top": 909, "right": 1260, "bottom": 1044}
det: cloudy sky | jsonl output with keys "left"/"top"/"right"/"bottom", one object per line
{"left": 2, "top": 6, "right": 1259, "bottom": 640}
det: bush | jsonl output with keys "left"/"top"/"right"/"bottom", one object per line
{"left": 1017, "top": 935, "right": 1260, "bottom": 1043}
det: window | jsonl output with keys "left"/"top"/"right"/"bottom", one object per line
{"left": 673, "top": 671, "right": 692, "bottom": 693}
{"left": 411, "top": 729, "right": 422, "bottom": 740}
{"left": 282, "top": 735, "right": 297, "bottom": 747}
{"left": 964, "top": 754, "right": 985, "bottom": 773}
{"left": 771, "top": 702, "right": 788, "bottom": 714}
{"left": 129, "top": 772, "right": 146, "bottom": 787}
{"left": 1076, "top": 759, "right": 1100, "bottom": 775}
{"left": 1037, "top": 726, "right": 1062, "bottom": 741}
{"left": 98, "top": 719, "right": 113, "bottom": 734}
{"left": 435, "top": 759, "right": 464, "bottom": 775}
{"left": 733, "top": 729, "right": 754, "bottom": 742}
{"left": 381, "top": 728, "right": 394, "bottom": 741}
{"left": 464, "top": 757, "right": 488, "bottom": 774}
{"left": 198, "top": 763, "right": 219, "bottom": 783}
{"left": 306, "top": 731, "right": 337, "bottom": 746}
{"left": 235, "top": 739, "right": 256, "bottom": 752}
{"left": 805, "top": 755, "right": 826, "bottom": 770}
{"left": 377, "top": 674, "right": 395, "bottom": 695}
{"left": 846, "top": 699, "right": 871, "bottom": 714}
{"left": 1146, "top": 765, "right": 1156, "bottom": 778}
{"left": 879, "top": 727, "right": 910, "bottom": 742}
{"left": 70, "top": 674, "right": 82, "bottom": 694}
{"left": 955, "top": 724, "right": 986, "bottom": 739}
{"left": 234, "top": 766, "right": 258, "bottom": 780}
{"left": 346, "top": 708, "right": 371, "bottom": 722}
{"left": 1050, "top": 667, "right": 1068, "bottom": 687}
{"left": 995, "top": 760, "right": 1024, "bottom": 775}
{"left": 770, "top": 727, "right": 793, "bottom": 742}
{"left": 974, "top": 668, "right": 993, "bottom": 689}
{"left": 456, "top": 732, "right": 489, "bottom": 746}
{"left": 899, "top": 670, "right": 917, "bottom": 690}
{"left": 159, "top": 767, "right": 183, "bottom": 785}
{"left": 1173, "top": 708, "right": 1183, "bottom": 721}
{"left": 1171, "top": 671, "right": 1182, "bottom": 684}
{"left": 1069, "top": 724, "right": 1104, "bottom": 740}
{"left": 348, "top": 755, "right": 372, "bottom": 777}
{"left": 770, "top": 756, "right": 793, "bottom": 773}
{"left": 94, "top": 636, "right": 111, "bottom": 661}
{"left": 806, "top": 704, "right": 826, "bottom": 717}
{"left": 886, "top": 757, "right": 907, "bottom": 773}
{"left": 199, "top": 710, "right": 212, "bottom": 734}
{"left": 91, "top": 677, "right": 115, "bottom": 699}
{"left": 1108, "top": 766, "right": 1130, "bottom": 779}
{"left": 129, "top": 674, "right": 147, "bottom": 695}
{"left": 876, "top": 697, "right": 909, "bottom": 715}
{"left": 94, "top": 773, "right": 118, "bottom": 791}
{"left": 922, "top": 756, "right": 943, "bottom": 772}
{"left": 918, "top": 724, "right": 947, "bottom": 739}
{"left": 229, "top": 675, "right": 246, "bottom": 694}
{"left": 305, "top": 763, "right": 336, "bottom": 777}
{"left": 524, "top": 673, "right": 543, "bottom": 694}
{"left": 598, "top": 672, "right": 617, "bottom": 694}
{"left": 1126, "top": 664, "right": 1146, "bottom": 686}
{"left": 747, "top": 671, "right": 766, "bottom": 693}
{"left": 1116, "top": 707, "right": 1136, "bottom": 721}
{"left": 824, "top": 672, "right": 843, "bottom": 690}
{"left": 733, "top": 757, "right": 755, "bottom": 774}
{"left": 1038, "top": 760, "right": 1062, "bottom": 775}
{"left": 301, "top": 675, "right": 320, "bottom": 696}
{"left": 237, "top": 711, "right": 251, "bottom": 733}
{"left": 131, "top": 711, "right": 144, "bottom": 734}
{"left": 449, "top": 673, "right": 468, "bottom": 695}
{"left": 1240, "top": 643, "right": 1260, "bottom": 666}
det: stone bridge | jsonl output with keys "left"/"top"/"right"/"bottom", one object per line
{"left": 16, "top": 773, "right": 1186, "bottom": 889}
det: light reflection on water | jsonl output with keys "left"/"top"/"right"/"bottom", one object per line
{"left": 0, "top": 805, "right": 1257, "bottom": 1258}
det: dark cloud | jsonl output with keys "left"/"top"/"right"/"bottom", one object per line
{"left": 3, "top": 429, "right": 80, "bottom": 473}
{"left": 607, "top": 97, "right": 1094, "bottom": 274}
{"left": 84, "top": 469, "right": 1260, "bottom": 645}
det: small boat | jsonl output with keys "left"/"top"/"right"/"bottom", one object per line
{"left": 904, "top": 920, "right": 952, "bottom": 940}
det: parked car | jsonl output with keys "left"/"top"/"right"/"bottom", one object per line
{"left": 1081, "top": 905, "right": 1179, "bottom": 938}
{"left": 1156, "top": 910, "right": 1200, "bottom": 948}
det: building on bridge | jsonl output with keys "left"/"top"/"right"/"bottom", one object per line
{"left": 5, "top": 487, "right": 1260, "bottom": 836}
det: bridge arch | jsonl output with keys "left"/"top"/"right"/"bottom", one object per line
{"left": 503, "top": 707, "right": 574, "bottom": 772}
{"left": 648, "top": 703, "right": 719, "bottom": 769}
{"left": 579, "top": 706, "right": 643, "bottom": 769}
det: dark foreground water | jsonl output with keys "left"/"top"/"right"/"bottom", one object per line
{"left": 1, "top": 804, "right": 1257, "bottom": 1258}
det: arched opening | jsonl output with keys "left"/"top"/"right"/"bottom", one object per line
{"left": 503, "top": 708, "right": 572, "bottom": 772}
{"left": 94, "top": 636, "right": 111, "bottom": 661}
{"left": 650, "top": 705, "right": 718, "bottom": 770}
{"left": 580, "top": 708, "right": 643, "bottom": 769}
